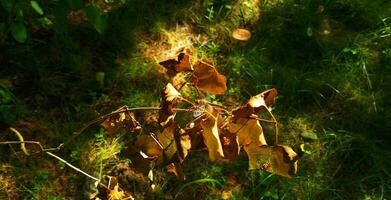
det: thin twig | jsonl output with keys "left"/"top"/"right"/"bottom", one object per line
{"left": 248, "top": 116, "right": 276, "bottom": 124}
{"left": 264, "top": 107, "right": 279, "bottom": 144}
{"left": 45, "top": 152, "right": 99, "bottom": 181}
{"left": 0, "top": 141, "right": 63, "bottom": 153}
{"left": 1, "top": 129, "right": 98, "bottom": 182}
{"left": 180, "top": 97, "right": 218, "bottom": 121}
{"left": 74, "top": 106, "right": 194, "bottom": 136}
{"left": 150, "top": 133, "right": 164, "bottom": 149}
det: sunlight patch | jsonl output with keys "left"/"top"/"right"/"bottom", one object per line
{"left": 139, "top": 24, "right": 199, "bottom": 62}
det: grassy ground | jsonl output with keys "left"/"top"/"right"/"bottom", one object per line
{"left": 1, "top": 0, "right": 390, "bottom": 199}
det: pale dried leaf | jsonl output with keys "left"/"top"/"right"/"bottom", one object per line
{"left": 248, "top": 88, "right": 277, "bottom": 108}
{"left": 232, "top": 88, "right": 278, "bottom": 118}
{"left": 228, "top": 117, "right": 267, "bottom": 147}
{"left": 165, "top": 83, "right": 181, "bottom": 102}
{"left": 175, "top": 129, "right": 191, "bottom": 161}
{"left": 200, "top": 111, "right": 224, "bottom": 161}
{"left": 159, "top": 84, "right": 180, "bottom": 127}
{"left": 108, "top": 184, "right": 126, "bottom": 200}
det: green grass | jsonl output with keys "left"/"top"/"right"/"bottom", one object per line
{"left": 0, "top": 0, "right": 390, "bottom": 199}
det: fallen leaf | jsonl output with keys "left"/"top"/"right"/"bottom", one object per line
{"left": 226, "top": 175, "right": 239, "bottom": 186}
{"left": 96, "top": 176, "right": 134, "bottom": 200}
{"left": 165, "top": 83, "right": 182, "bottom": 102}
{"left": 159, "top": 83, "right": 181, "bottom": 127}
{"left": 134, "top": 135, "right": 162, "bottom": 160}
{"left": 156, "top": 121, "right": 179, "bottom": 164}
{"left": 109, "top": 184, "right": 126, "bottom": 200}
{"left": 220, "top": 129, "right": 240, "bottom": 161}
{"left": 245, "top": 144, "right": 298, "bottom": 178}
{"left": 175, "top": 129, "right": 191, "bottom": 162}
{"left": 166, "top": 162, "right": 186, "bottom": 181}
{"left": 192, "top": 61, "right": 227, "bottom": 95}
{"left": 101, "top": 107, "right": 142, "bottom": 136}
{"left": 159, "top": 53, "right": 193, "bottom": 72}
{"left": 232, "top": 88, "right": 277, "bottom": 119}
{"left": 228, "top": 116, "right": 267, "bottom": 147}
{"left": 248, "top": 88, "right": 277, "bottom": 108}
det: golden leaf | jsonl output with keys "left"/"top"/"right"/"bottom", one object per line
{"left": 227, "top": 116, "right": 267, "bottom": 147}
{"left": 164, "top": 83, "right": 181, "bottom": 102}
{"left": 159, "top": 83, "right": 181, "bottom": 127}
{"left": 175, "top": 129, "right": 191, "bottom": 162}
{"left": 200, "top": 108, "right": 224, "bottom": 161}
{"left": 248, "top": 88, "right": 277, "bottom": 108}
{"left": 232, "top": 88, "right": 278, "bottom": 118}
{"left": 108, "top": 184, "right": 126, "bottom": 200}
{"left": 156, "top": 121, "right": 179, "bottom": 164}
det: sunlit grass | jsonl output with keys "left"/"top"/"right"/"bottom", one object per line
{"left": 0, "top": 0, "right": 390, "bottom": 199}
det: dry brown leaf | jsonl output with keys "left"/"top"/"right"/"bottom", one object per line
{"left": 128, "top": 122, "right": 177, "bottom": 173}
{"left": 244, "top": 144, "right": 298, "bottom": 178}
{"left": 134, "top": 135, "right": 162, "bottom": 160}
{"left": 166, "top": 162, "right": 186, "bottom": 181}
{"left": 156, "top": 121, "right": 179, "bottom": 164}
{"left": 175, "top": 129, "right": 191, "bottom": 162}
{"left": 192, "top": 61, "right": 227, "bottom": 95}
{"left": 220, "top": 130, "right": 240, "bottom": 161}
{"left": 159, "top": 83, "right": 181, "bottom": 127}
{"left": 249, "top": 88, "right": 277, "bottom": 108}
{"left": 108, "top": 184, "right": 126, "bottom": 200}
{"left": 165, "top": 83, "right": 182, "bottom": 102}
{"left": 232, "top": 88, "right": 278, "bottom": 118}
{"left": 159, "top": 53, "right": 193, "bottom": 72}
{"left": 200, "top": 107, "right": 224, "bottom": 161}
{"left": 227, "top": 116, "right": 267, "bottom": 147}
{"left": 101, "top": 107, "right": 142, "bottom": 136}
{"left": 96, "top": 176, "right": 134, "bottom": 200}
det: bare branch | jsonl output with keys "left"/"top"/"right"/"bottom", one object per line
{"left": 45, "top": 152, "right": 99, "bottom": 181}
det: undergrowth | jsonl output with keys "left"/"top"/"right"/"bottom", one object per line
{"left": 1, "top": 0, "right": 390, "bottom": 199}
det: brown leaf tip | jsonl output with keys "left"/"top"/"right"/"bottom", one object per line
{"left": 158, "top": 53, "right": 193, "bottom": 72}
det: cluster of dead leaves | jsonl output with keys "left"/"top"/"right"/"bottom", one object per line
{"left": 159, "top": 53, "right": 227, "bottom": 95}
{"left": 100, "top": 53, "right": 298, "bottom": 183}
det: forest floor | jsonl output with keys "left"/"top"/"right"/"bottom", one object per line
{"left": 0, "top": 0, "right": 390, "bottom": 199}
